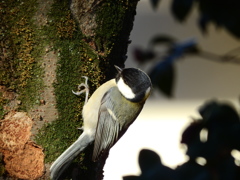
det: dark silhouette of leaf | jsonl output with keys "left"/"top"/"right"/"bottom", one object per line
{"left": 171, "top": 0, "right": 195, "bottom": 21}
{"left": 124, "top": 149, "right": 179, "bottom": 180}
{"left": 182, "top": 44, "right": 199, "bottom": 54}
{"left": 149, "top": 60, "right": 175, "bottom": 97}
{"left": 180, "top": 120, "right": 207, "bottom": 159}
{"left": 181, "top": 120, "right": 203, "bottom": 145}
{"left": 198, "top": 14, "right": 211, "bottom": 34}
{"left": 170, "top": 0, "right": 240, "bottom": 37}
{"left": 224, "top": 123, "right": 240, "bottom": 150}
{"left": 140, "top": 163, "right": 179, "bottom": 180}
{"left": 150, "top": 0, "right": 161, "bottom": 10}
{"left": 169, "top": 38, "right": 198, "bottom": 55}
{"left": 176, "top": 160, "right": 211, "bottom": 180}
{"left": 198, "top": 0, "right": 240, "bottom": 38}
{"left": 133, "top": 47, "right": 155, "bottom": 64}
{"left": 199, "top": 101, "right": 240, "bottom": 125}
{"left": 138, "top": 149, "right": 161, "bottom": 173}
{"left": 149, "top": 35, "right": 176, "bottom": 47}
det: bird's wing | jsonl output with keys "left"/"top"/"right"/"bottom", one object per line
{"left": 92, "top": 87, "right": 122, "bottom": 161}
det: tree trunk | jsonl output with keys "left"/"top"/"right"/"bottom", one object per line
{"left": 0, "top": 0, "right": 139, "bottom": 179}
{"left": 70, "top": 0, "right": 139, "bottom": 79}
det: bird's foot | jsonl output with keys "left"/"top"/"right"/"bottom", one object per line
{"left": 77, "top": 127, "right": 84, "bottom": 131}
{"left": 72, "top": 76, "right": 89, "bottom": 104}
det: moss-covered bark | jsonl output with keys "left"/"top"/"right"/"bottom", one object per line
{"left": 0, "top": 0, "right": 139, "bottom": 179}
{"left": 70, "top": 0, "right": 139, "bottom": 79}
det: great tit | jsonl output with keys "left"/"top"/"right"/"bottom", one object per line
{"left": 50, "top": 65, "right": 152, "bottom": 180}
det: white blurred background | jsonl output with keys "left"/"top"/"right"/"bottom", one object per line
{"left": 104, "top": 0, "right": 240, "bottom": 179}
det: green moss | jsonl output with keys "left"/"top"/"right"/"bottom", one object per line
{"left": 94, "top": 0, "right": 134, "bottom": 56}
{"left": 0, "top": 0, "right": 44, "bottom": 111}
{"left": 35, "top": 0, "right": 105, "bottom": 163}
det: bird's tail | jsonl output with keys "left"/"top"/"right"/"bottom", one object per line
{"left": 50, "top": 131, "right": 93, "bottom": 180}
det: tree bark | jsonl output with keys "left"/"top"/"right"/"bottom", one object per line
{"left": 0, "top": 0, "right": 139, "bottom": 179}
{"left": 70, "top": 0, "right": 139, "bottom": 79}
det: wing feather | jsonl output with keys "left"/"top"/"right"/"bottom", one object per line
{"left": 92, "top": 88, "right": 121, "bottom": 161}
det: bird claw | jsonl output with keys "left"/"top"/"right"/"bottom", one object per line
{"left": 72, "top": 76, "right": 89, "bottom": 104}
{"left": 77, "top": 127, "right": 84, "bottom": 131}
{"left": 72, "top": 83, "right": 87, "bottom": 96}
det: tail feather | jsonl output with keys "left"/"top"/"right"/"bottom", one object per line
{"left": 50, "top": 132, "right": 93, "bottom": 180}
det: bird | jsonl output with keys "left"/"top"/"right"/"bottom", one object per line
{"left": 50, "top": 65, "right": 152, "bottom": 180}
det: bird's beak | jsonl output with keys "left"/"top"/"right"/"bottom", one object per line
{"left": 114, "top": 65, "right": 122, "bottom": 73}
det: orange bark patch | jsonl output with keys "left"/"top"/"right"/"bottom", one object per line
{"left": 0, "top": 111, "right": 44, "bottom": 179}
{"left": 0, "top": 111, "right": 32, "bottom": 151}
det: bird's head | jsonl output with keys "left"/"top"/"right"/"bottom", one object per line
{"left": 115, "top": 65, "right": 152, "bottom": 102}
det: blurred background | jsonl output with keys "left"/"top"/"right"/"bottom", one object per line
{"left": 104, "top": 0, "right": 240, "bottom": 179}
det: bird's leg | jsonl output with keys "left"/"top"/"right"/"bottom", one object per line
{"left": 72, "top": 76, "right": 89, "bottom": 105}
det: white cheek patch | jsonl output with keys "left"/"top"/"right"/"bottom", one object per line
{"left": 117, "top": 78, "right": 136, "bottom": 99}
